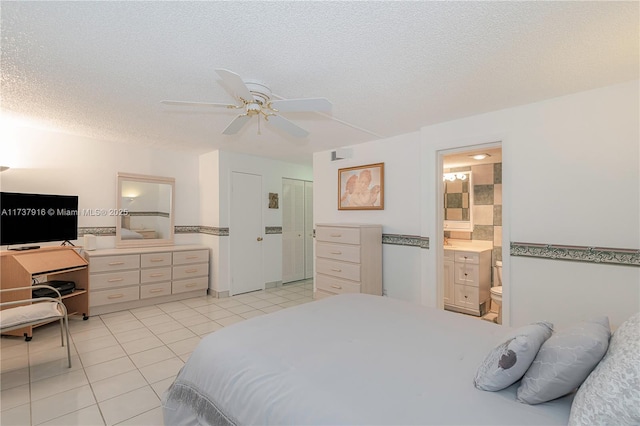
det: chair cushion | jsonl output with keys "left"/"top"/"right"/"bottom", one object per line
{"left": 0, "top": 302, "right": 63, "bottom": 329}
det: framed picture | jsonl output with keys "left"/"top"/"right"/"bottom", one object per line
{"left": 338, "top": 162, "right": 384, "bottom": 210}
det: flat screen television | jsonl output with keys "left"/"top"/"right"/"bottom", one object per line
{"left": 1, "top": 192, "right": 79, "bottom": 247}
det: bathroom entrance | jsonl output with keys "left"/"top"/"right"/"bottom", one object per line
{"left": 440, "top": 144, "right": 504, "bottom": 323}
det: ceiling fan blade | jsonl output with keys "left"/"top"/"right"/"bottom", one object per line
{"left": 161, "top": 100, "right": 236, "bottom": 108}
{"left": 266, "top": 115, "right": 309, "bottom": 138}
{"left": 222, "top": 114, "right": 252, "bottom": 135}
{"left": 270, "top": 98, "right": 332, "bottom": 113}
{"left": 215, "top": 69, "right": 254, "bottom": 102}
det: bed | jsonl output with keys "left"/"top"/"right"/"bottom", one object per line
{"left": 164, "top": 293, "right": 595, "bottom": 425}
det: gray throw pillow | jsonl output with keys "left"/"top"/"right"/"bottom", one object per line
{"left": 568, "top": 312, "right": 640, "bottom": 425}
{"left": 517, "top": 316, "right": 611, "bottom": 404}
{"left": 474, "top": 321, "right": 553, "bottom": 391}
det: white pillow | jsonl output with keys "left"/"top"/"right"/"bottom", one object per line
{"left": 568, "top": 312, "right": 640, "bottom": 425}
{"left": 517, "top": 316, "right": 611, "bottom": 404}
{"left": 474, "top": 321, "right": 553, "bottom": 391}
{"left": 0, "top": 302, "right": 63, "bottom": 329}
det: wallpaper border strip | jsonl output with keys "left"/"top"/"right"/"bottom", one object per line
{"left": 510, "top": 242, "right": 640, "bottom": 267}
{"left": 382, "top": 234, "right": 430, "bottom": 249}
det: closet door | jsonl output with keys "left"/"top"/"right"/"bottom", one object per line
{"left": 230, "top": 172, "right": 264, "bottom": 295}
{"left": 304, "top": 181, "right": 314, "bottom": 279}
{"left": 282, "top": 178, "right": 305, "bottom": 283}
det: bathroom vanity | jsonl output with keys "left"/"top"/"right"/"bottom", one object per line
{"left": 443, "top": 242, "right": 492, "bottom": 316}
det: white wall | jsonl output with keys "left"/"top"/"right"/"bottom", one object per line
{"left": 0, "top": 119, "right": 201, "bottom": 249}
{"left": 313, "top": 132, "right": 424, "bottom": 302}
{"left": 314, "top": 80, "right": 640, "bottom": 328}
{"left": 199, "top": 150, "right": 313, "bottom": 293}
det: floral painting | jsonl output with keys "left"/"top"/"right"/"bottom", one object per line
{"left": 338, "top": 163, "right": 384, "bottom": 210}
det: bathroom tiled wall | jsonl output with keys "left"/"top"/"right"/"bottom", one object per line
{"left": 445, "top": 162, "right": 502, "bottom": 268}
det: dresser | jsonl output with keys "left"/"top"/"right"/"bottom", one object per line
{"left": 314, "top": 224, "right": 382, "bottom": 299}
{"left": 84, "top": 245, "right": 209, "bottom": 315}
{"left": 443, "top": 246, "right": 491, "bottom": 316}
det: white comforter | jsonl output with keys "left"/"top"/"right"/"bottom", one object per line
{"left": 163, "top": 293, "right": 572, "bottom": 425}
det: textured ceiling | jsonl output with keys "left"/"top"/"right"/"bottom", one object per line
{"left": 1, "top": 1, "right": 638, "bottom": 165}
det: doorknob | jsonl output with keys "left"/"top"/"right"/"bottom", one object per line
{"left": 257, "top": 237, "right": 263, "bottom": 241}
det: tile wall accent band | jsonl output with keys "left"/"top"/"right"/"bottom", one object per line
{"left": 382, "top": 234, "right": 430, "bottom": 249}
{"left": 175, "top": 226, "right": 200, "bottom": 234}
{"left": 199, "top": 226, "right": 229, "bottom": 236}
{"left": 78, "top": 227, "right": 116, "bottom": 236}
{"left": 510, "top": 242, "right": 640, "bottom": 267}
{"left": 265, "top": 226, "right": 282, "bottom": 234}
{"left": 127, "top": 211, "right": 171, "bottom": 218}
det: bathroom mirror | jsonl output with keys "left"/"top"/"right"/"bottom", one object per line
{"left": 443, "top": 170, "right": 474, "bottom": 232}
{"left": 116, "top": 172, "right": 175, "bottom": 248}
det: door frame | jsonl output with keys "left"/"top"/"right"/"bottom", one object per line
{"left": 424, "top": 136, "right": 511, "bottom": 326}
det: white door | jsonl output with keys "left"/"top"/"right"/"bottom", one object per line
{"left": 282, "top": 178, "right": 305, "bottom": 283}
{"left": 304, "top": 181, "right": 314, "bottom": 279}
{"left": 230, "top": 172, "right": 263, "bottom": 295}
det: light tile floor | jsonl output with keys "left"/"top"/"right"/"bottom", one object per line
{"left": 0, "top": 280, "right": 314, "bottom": 425}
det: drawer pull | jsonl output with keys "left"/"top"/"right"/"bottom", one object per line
{"left": 150, "top": 258, "right": 165, "bottom": 262}
{"left": 185, "top": 268, "right": 198, "bottom": 273}
{"left": 108, "top": 261, "right": 125, "bottom": 266}
{"left": 149, "top": 289, "right": 164, "bottom": 294}
{"left": 331, "top": 268, "right": 342, "bottom": 272}
{"left": 330, "top": 251, "right": 342, "bottom": 255}
{"left": 330, "top": 285, "right": 342, "bottom": 289}
{"left": 150, "top": 273, "right": 165, "bottom": 278}
{"left": 107, "top": 294, "right": 124, "bottom": 299}
{"left": 185, "top": 283, "right": 197, "bottom": 288}
{"left": 186, "top": 256, "right": 199, "bottom": 260}
{"left": 107, "top": 278, "right": 124, "bottom": 282}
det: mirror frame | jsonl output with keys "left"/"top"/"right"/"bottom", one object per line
{"left": 116, "top": 172, "right": 175, "bottom": 248}
{"left": 443, "top": 170, "right": 474, "bottom": 232}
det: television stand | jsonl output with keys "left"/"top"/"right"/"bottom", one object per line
{"left": 8, "top": 245, "right": 41, "bottom": 251}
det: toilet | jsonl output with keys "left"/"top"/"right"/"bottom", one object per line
{"left": 490, "top": 261, "right": 503, "bottom": 324}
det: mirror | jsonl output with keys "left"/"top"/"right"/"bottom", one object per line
{"left": 443, "top": 170, "right": 473, "bottom": 232}
{"left": 116, "top": 173, "right": 175, "bottom": 247}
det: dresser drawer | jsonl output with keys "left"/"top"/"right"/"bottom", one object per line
{"left": 90, "top": 255, "right": 140, "bottom": 273}
{"left": 316, "top": 258, "right": 360, "bottom": 282}
{"left": 140, "top": 267, "right": 172, "bottom": 284}
{"left": 454, "top": 263, "right": 479, "bottom": 286}
{"left": 316, "top": 226, "right": 361, "bottom": 245}
{"left": 316, "top": 274, "right": 361, "bottom": 295}
{"left": 140, "top": 282, "right": 172, "bottom": 299}
{"left": 173, "top": 263, "right": 208, "bottom": 280}
{"left": 172, "top": 276, "right": 208, "bottom": 294}
{"left": 91, "top": 286, "right": 139, "bottom": 307}
{"left": 454, "top": 284, "right": 479, "bottom": 309}
{"left": 90, "top": 270, "right": 139, "bottom": 290}
{"left": 316, "top": 242, "right": 360, "bottom": 263}
{"left": 140, "top": 252, "right": 172, "bottom": 268}
{"left": 173, "top": 250, "right": 209, "bottom": 265}
{"left": 454, "top": 251, "right": 480, "bottom": 264}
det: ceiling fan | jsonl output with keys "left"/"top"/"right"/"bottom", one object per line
{"left": 161, "top": 69, "right": 332, "bottom": 138}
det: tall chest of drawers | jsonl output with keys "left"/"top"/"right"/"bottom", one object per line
{"left": 85, "top": 245, "right": 209, "bottom": 315}
{"left": 314, "top": 224, "right": 382, "bottom": 299}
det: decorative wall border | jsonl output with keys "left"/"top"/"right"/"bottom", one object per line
{"left": 265, "top": 226, "right": 282, "bottom": 235}
{"left": 511, "top": 242, "right": 640, "bottom": 267}
{"left": 78, "top": 227, "right": 115, "bottom": 236}
{"left": 175, "top": 226, "right": 200, "bottom": 234}
{"left": 382, "top": 234, "right": 430, "bottom": 249}
{"left": 198, "top": 226, "right": 229, "bottom": 236}
{"left": 128, "top": 211, "right": 170, "bottom": 218}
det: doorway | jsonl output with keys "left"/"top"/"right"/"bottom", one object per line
{"left": 230, "top": 171, "right": 264, "bottom": 295}
{"left": 439, "top": 144, "right": 503, "bottom": 322}
{"left": 282, "top": 178, "right": 313, "bottom": 284}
